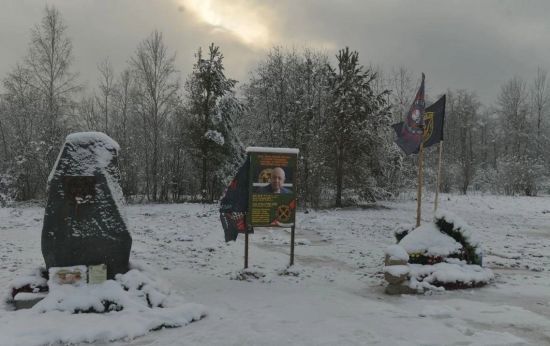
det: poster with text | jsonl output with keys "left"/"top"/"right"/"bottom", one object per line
{"left": 247, "top": 148, "right": 298, "bottom": 227}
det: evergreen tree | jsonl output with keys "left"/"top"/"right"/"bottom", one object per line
{"left": 241, "top": 48, "right": 332, "bottom": 207}
{"left": 325, "top": 47, "right": 390, "bottom": 206}
{"left": 185, "top": 43, "right": 241, "bottom": 202}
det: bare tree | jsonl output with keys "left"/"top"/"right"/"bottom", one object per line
{"left": 530, "top": 67, "right": 549, "bottom": 156}
{"left": 131, "top": 31, "right": 179, "bottom": 201}
{"left": 26, "top": 6, "right": 79, "bottom": 148}
{"left": 498, "top": 76, "right": 529, "bottom": 157}
{"left": 78, "top": 95, "right": 100, "bottom": 130}
{"left": 496, "top": 76, "right": 543, "bottom": 195}
{"left": 389, "top": 66, "right": 415, "bottom": 123}
{"left": 442, "top": 90, "right": 481, "bottom": 194}
{"left": 111, "top": 69, "right": 139, "bottom": 197}
{"left": 96, "top": 58, "right": 115, "bottom": 134}
{"left": 1, "top": 65, "right": 46, "bottom": 199}
{"left": 1, "top": 5, "right": 81, "bottom": 200}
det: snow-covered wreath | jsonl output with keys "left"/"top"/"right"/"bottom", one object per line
{"left": 384, "top": 210, "right": 494, "bottom": 294}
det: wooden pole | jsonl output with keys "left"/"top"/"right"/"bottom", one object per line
{"left": 290, "top": 225, "right": 295, "bottom": 266}
{"left": 244, "top": 231, "right": 249, "bottom": 269}
{"left": 434, "top": 141, "right": 444, "bottom": 213}
{"left": 416, "top": 140, "right": 425, "bottom": 227}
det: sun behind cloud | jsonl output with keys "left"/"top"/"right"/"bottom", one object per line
{"left": 178, "top": 0, "right": 273, "bottom": 48}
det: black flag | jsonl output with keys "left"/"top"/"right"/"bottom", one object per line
{"left": 416, "top": 95, "right": 446, "bottom": 152}
{"left": 392, "top": 95, "right": 446, "bottom": 154}
{"left": 219, "top": 157, "right": 251, "bottom": 242}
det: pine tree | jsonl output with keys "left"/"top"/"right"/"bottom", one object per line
{"left": 185, "top": 43, "right": 241, "bottom": 202}
{"left": 325, "top": 48, "right": 390, "bottom": 206}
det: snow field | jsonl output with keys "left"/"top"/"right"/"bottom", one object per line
{"left": 1, "top": 194, "right": 550, "bottom": 345}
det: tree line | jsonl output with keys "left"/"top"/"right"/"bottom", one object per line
{"left": 1, "top": 7, "right": 549, "bottom": 207}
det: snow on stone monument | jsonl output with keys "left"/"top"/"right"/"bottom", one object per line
{"left": 41, "top": 132, "right": 131, "bottom": 279}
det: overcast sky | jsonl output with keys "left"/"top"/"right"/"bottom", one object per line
{"left": 1, "top": 0, "right": 549, "bottom": 105}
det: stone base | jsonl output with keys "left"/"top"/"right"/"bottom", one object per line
{"left": 13, "top": 292, "right": 47, "bottom": 310}
{"left": 385, "top": 283, "right": 418, "bottom": 295}
{"left": 384, "top": 254, "right": 408, "bottom": 266}
{"left": 384, "top": 271, "right": 408, "bottom": 285}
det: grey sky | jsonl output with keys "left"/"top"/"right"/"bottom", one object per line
{"left": 1, "top": 0, "right": 549, "bottom": 105}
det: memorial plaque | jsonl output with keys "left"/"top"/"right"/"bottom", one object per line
{"left": 64, "top": 176, "right": 96, "bottom": 204}
{"left": 88, "top": 264, "right": 107, "bottom": 284}
{"left": 49, "top": 266, "right": 87, "bottom": 286}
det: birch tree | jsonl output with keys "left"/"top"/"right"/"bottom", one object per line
{"left": 0, "top": 6, "right": 78, "bottom": 199}
{"left": 131, "top": 31, "right": 179, "bottom": 201}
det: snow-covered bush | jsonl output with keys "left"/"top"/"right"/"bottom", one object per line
{"left": 497, "top": 155, "right": 545, "bottom": 196}
{"left": 204, "top": 130, "right": 225, "bottom": 146}
{"left": 472, "top": 166, "right": 500, "bottom": 193}
{"left": 0, "top": 173, "right": 16, "bottom": 207}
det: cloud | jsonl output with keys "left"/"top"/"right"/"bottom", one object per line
{"left": 177, "top": 0, "right": 275, "bottom": 49}
{"left": 1, "top": 0, "right": 549, "bottom": 105}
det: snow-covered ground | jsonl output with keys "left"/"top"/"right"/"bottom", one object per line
{"left": 1, "top": 194, "right": 550, "bottom": 345}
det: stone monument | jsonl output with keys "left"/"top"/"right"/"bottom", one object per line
{"left": 41, "top": 132, "right": 131, "bottom": 279}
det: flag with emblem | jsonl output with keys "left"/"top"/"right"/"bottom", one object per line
{"left": 414, "top": 94, "right": 446, "bottom": 153}
{"left": 219, "top": 157, "right": 251, "bottom": 242}
{"left": 392, "top": 73, "right": 426, "bottom": 155}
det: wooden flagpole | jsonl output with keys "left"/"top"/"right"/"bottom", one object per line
{"left": 244, "top": 231, "right": 249, "bottom": 269}
{"left": 290, "top": 225, "right": 295, "bottom": 266}
{"left": 415, "top": 73, "right": 426, "bottom": 228}
{"left": 434, "top": 140, "right": 444, "bottom": 213}
{"left": 416, "top": 138, "right": 425, "bottom": 227}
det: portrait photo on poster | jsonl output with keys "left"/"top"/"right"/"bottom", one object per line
{"left": 253, "top": 166, "right": 293, "bottom": 194}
